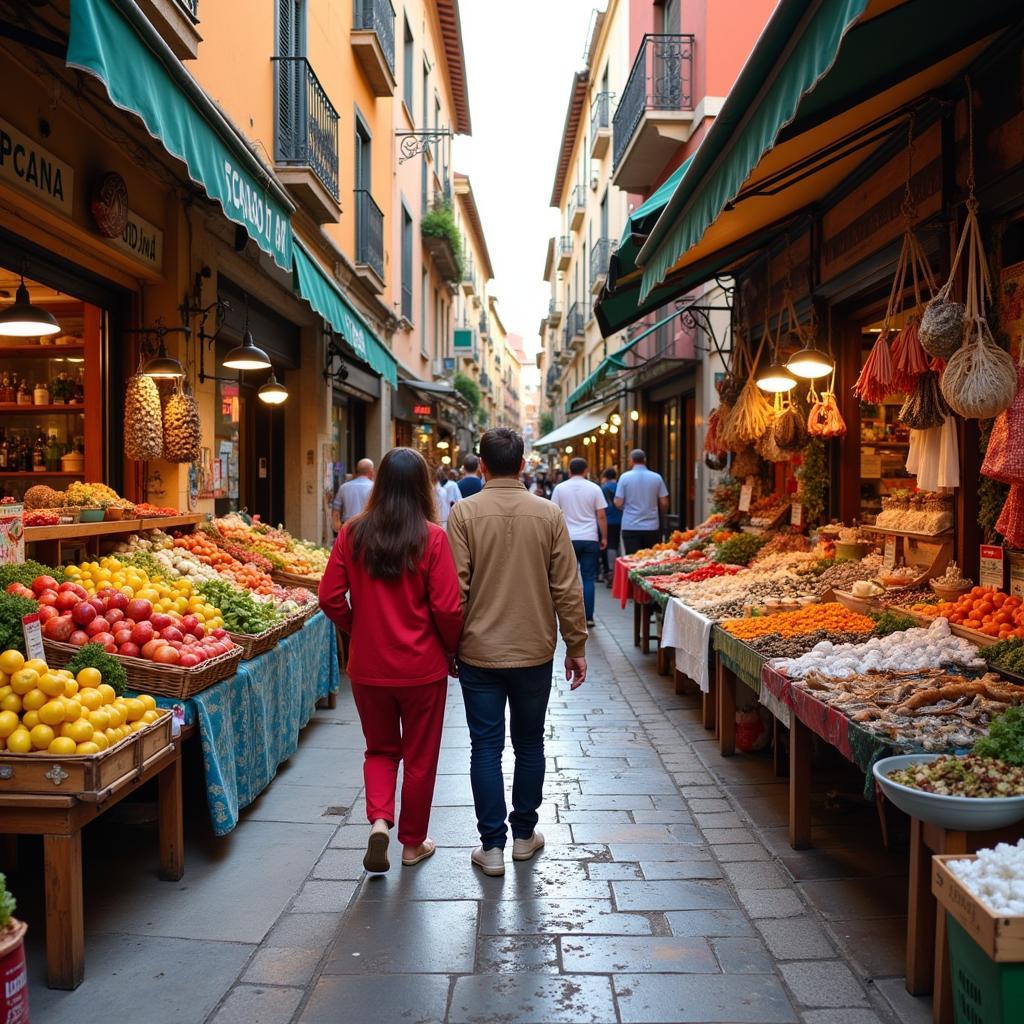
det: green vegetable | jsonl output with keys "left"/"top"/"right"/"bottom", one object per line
{"left": 0, "top": 873, "right": 15, "bottom": 929}
{"left": 982, "top": 638, "right": 1024, "bottom": 675}
{"left": 713, "top": 533, "right": 769, "bottom": 567}
{"left": 66, "top": 643, "right": 128, "bottom": 697}
{"left": 122, "top": 551, "right": 166, "bottom": 580}
{"left": 0, "top": 592, "right": 41, "bottom": 654}
{"left": 973, "top": 706, "right": 1024, "bottom": 767}
{"left": 0, "top": 560, "right": 63, "bottom": 590}
{"left": 197, "top": 580, "right": 279, "bottom": 635}
{"left": 795, "top": 438, "right": 827, "bottom": 526}
{"left": 871, "top": 610, "right": 916, "bottom": 637}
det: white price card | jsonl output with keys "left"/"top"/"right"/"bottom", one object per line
{"left": 790, "top": 503, "right": 803, "bottom": 527}
{"left": 883, "top": 534, "right": 897, "bottom": 569}
{"left": 21, "top": 613, "right": 44, "bottom": 662}
{"left": 738, "top": 485, "right": 753, "bottom": 512}
{"left": 980, "top": 545, "right": 1005, "bottom": 591}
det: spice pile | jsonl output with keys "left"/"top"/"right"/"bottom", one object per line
{"left": 723, "top": 604, "right": 875, "bottom": 641}
{"left": 886, "top": 755, "right": 1024, "bottom": 798}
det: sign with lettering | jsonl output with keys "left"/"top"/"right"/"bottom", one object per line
{"left": 1009, "top": 550, "right": 1024, "bottom": 598}
{"left": 738, "top": 484, "right": 752, "bottom": 512}
{"left": 0, "top": 117, "right": 73, "bottom": 215}
{"left": 790, "top": 503, "right": 803, "bottom": 528}
{"left": 108, "top": 208, "right": 163, "bottom": 271}
{"left": 883, "top": 535, "right": 897, "bottom": 570}
{"left": 412, "top": 404, "right": 433, "bottom": 417}
{"left": 980, "top": 544, "right": 1005, "bottom": 591}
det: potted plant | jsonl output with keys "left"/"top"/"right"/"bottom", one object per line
{"left": 0, "top": 873, "right": 29, "bottom": 1021}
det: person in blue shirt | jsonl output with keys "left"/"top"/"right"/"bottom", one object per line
{"left": 614, "top": 449, "right": 669, "bottom": 554}
{"left": 457, "top": 454, "right": 484, "bottom": 498}
{"left": 600, "top": 467, "right": 622, "bottom": 584}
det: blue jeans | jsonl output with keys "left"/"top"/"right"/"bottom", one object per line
{"left": 572, "top": 539, "right": 601, "bottom": 621}
{"left": 460, "top": 661, "right": 553, "bottom": 850}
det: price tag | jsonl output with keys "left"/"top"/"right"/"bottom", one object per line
{"left": 883, "top": 534, "right": 897, "bottom": 570}
{"left": 790, "top": 503, "right": 803, "bottom": 527}
{"left": 1009, "top": 550, "right": 1024, "bottom": 598}
{"left": 738, "top": 485, "right": 753, "bottom": 512}
{"left": 21, "top": 613, "right": 44, "bottom": 662}
{"left": 980, "top": 545, "right": 1005, "bottom": 591}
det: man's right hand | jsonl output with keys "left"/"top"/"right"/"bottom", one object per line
{"left": 565, "top": 656, "right": 587, "bottom": 690}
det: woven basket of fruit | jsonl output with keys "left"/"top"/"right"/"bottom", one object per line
{"left": 227, "top": 622, "right": 284, "bottom": 661}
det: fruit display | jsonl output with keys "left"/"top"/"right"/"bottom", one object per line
{"left": 24, "top": 509, "right": 60, "bottom": 526}
{"left": 134, "top": 502, "right": 179, "bottom": 517}
{"left": 196, "top": 580, "right": 280, "bottom": 636}
{"left": 212, "top": 515, "right": 329, "bottom": 578}
{"left": 124, "top": 372, "right": 163, "bottom": 461}
{"left": 22, "top": 484, "right": 64, "bottom": 509}
{"left": 63, "top": 481, "right": 132, "bottom": 509}
{"left": 922, "top": 585, "right": 1024, "bottom": 638}
{"left": 0, "top": 648, "right": 161, "bottom": 755}
{"left": 171, "top": 532, "right": 275, "bottom": 595}
{"left": 885, "top": 755, "right": 1024, "bottom": 797}
{"left": 723, "top": 604, "right": 876, "bottom": 641}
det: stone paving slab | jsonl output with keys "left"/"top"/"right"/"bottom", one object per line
{"left": 614, "top": 973, "right": 799, "bottom": 1023}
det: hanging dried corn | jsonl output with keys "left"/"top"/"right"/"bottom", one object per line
{"left": 124, "top": 368, "right": 163, "bottom": 461}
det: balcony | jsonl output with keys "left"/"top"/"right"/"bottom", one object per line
{"left": 569, "top": 184, "right": 586, "bottom": 231}
{"left": 558, "top": 345, "right": 574, "bottom": 366}
{"left": 479, "top": 372, "right": 492, "bottom": 394}
{"left": 138, "top": 0, "right": 202, "bottom": 60}
{"left": 556, "top": 235, "right": 573, "bottom": 273}
{"left": 590, "top": 91, "right": 611, "bottom": 158}
{"left": 546, "top": 365, "right": 561, "bottom": 395}
{"left": 354, "top": 189, "right": 385, "bottom": 292}
{"left": 590, "top": 238, "right": 613, "bottom": 294}
{"left": 273, "top": 57, "right": 340, "bottom": 223}
{"left": 548, "top": 299, "right": 562, "bottom": 326}
{"left": 461, "top": 254, "right": 475, "bottom": 295}
{"left": 352, "top": 0, "right": 396, "bottom": 97}
{"left": 563, "top": 302, "right": 585, "bottom": 351}
{"left": 612, "top": 34, "right": 695, "bottom": 191}
{"left": 479, "top": 313, "right": 490, "bottom": 337}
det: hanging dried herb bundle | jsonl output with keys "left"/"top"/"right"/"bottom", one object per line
{"left": 716, "top": 374, "right": 743, "bottom": 405}
{"left": 891, "top": 320, "right": 931, "bottom": 393}
{"left": 723, "top": 378, "right": 774, "bottom": 447}
{"left": 853, "top": 330, "right": 894, "bottom": 403}
{"left": 704, "top": 407, "right": 728, "bottom": 457}
{"left": 755, "top": 417, "right": 787, "bottom": 462}
{"left": 899, "top": 370, "right": 949, "bottom": 429}
{"left": 773, "top": 398, "right": 808, "bottom": 453}
{"left": 732, "top": 446, "right": 762, "bottom": 479}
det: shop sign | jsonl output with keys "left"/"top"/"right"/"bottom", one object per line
{"left": 980, "top": 545, "right": 1006, "bottom": 591}
{"left": 0, "top": 502, "right": 23, "bottom": 565}
{"left": 1009, "top": 550, "right": 1024, "bottom": 598}
{"left": 107, "top": 208, "right": 163, "bottom": 271}
{"left": 413, "top": 404, "right": 433, "bottom": 418}
{"left": 0, "top": 117, "right": 73, "bottom": 215}
{"left": 790, "top": 502, "right": 802, "bottom": 528}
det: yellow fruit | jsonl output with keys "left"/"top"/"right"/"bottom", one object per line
{"left": 24, "top": 659, "right": 48, "bottom": 675}
{"left": 10, "top": 669, "right": 39, "bottom": 695}
{"left": 30, "top": 723, "right": 55, "bottom": 750}
{"left": 6, "top": 727, "right": 31, "bottom": 753}
{"left": 0, "top": 709, "right": 18, "bottom": 737}
{"left": 87, "top": 708, "right": 109, "bottom": 730}
{"left": 104, "top": 727, "right": 119, "bottom": 745}
{"left": 0, "top": 692, "right": 22, "bottom": 714}
{"left": 123, "top": 698, "right": 145, "bottom": 722}
{"left": 22, "top": 687, "right": 48, "bottom": 712}
{"left": 0, "top": 650, "right": 24, "bottom": 675}
{"left": 90, "top": 729, "right": 108, "bottom": 751}
{"left": 78, "top": 689, "right": 102, "bottom": 712}
{"left": 0, "top": 685, "right": 10, "bottom": 701}
{"left": 62, "top": 699, "right": 83, "bottom": 722}
{"left": 141, "top": 709, "right": 159, "bottom": 724}
{"left": 21, "top": 710, "right": 39, "bottom": 729}
{"left": 76, "top": 667, "right": 102, "bottom": 689}
{"left": 129, "top": 720, "right": 147, "bottom": 734}
{"left": 62, "top": 679, "right": 80, "bottom": 699}
{"left": 76, "top": 741, "right": 99, "bottom": 755}
{"left": 139, "top": 694, "right": 156, "bottom": 711}
{"left": 38, "top": 699, "right": 67, "bottom": 726}
{"left": 64, "top": 719, "right": 93, "bottom": 743}
{"left": 97, "top": 683, "right": 116, "bottom": 705}
{"left": 38, "top": 672, "right": 66, "bottom": 697}
{"left": 48, "top": 736, "right": 77, "bottom": 755}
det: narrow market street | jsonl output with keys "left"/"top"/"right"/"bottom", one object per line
{"left": 26, "top": 587, "right": 910, "bottom": 1024}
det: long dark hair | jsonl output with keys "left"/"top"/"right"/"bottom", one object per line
{"left": 348, "top": 447, "right": 437, "bottom": 579}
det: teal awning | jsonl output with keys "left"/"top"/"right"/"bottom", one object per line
{"left": 68, "top": 0, "right": 293, "bottom": 270}
{"left": 293, "top": 242, "right": 397, "bottom": 388}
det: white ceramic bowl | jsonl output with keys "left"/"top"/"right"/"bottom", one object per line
{"left": 873, "top": 754, "right": 1024, "bottom": 831}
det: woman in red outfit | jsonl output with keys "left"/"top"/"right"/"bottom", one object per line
{"left": 319, "top": 447, "right": 464, "bottom": 872}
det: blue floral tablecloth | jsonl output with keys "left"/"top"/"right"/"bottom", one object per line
{"left": 150, "top": 611, "right": 340, "bottom": 835}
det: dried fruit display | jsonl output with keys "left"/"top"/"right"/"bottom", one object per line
{"left": 124, "top": 373, "right": 163, "bottom": 461}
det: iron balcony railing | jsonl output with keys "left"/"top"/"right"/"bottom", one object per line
{"left": 546, "top": 365, "right": 562, "bottom": 392}
{"left": 590, "top": 90, "right": 611, "bottom": 138}
{"left": 175, "top": 0, "right": 199, "bottom": 17}
{"left": 590, "top": 237, "right": 613, "bottom": 284}
{"left": 569, "top": 183, "right": 586, "bottom": 217}
{"left": 462, "top": 253, "right": 475, "bottom": 285}
{"left": 558, "top": 235, "right": 573, "bottom": 260}
{"left": 479, "top": 372, "right": 491, "bottom": 391}
{"left": 479, "top": 313, "right": 489, "bottom": 336}
{"left": 548, "top": 299, "right": 561, "bottom": 320}
{"left": 563, "top": 302, "right": 584, "bottom": 345}
{"left": 273, "top": 57, "right": 340, "bottom": 201}
{"left": 355, "top": 189, "right": 384, "bottom": 280}
{"left": 613, "top": 33, "right": 694, "bottom": 170}
{"left": 353, "top": 0, "right": 396, "bottom": 73}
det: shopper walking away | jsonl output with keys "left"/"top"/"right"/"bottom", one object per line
{"left": 615, "top": 449, "right": 669, "bottom": 554}
{"left": 551, "top": 458, "right": 607, "bottom": 628}
{"left": 331, "top": 458, "right": 374, "bottom": 534}
{"left": 457, "top": 454, "right": 484, "bottom": 497}
{"left": 319, "top": 448, "right": 463, "bottom": 873}
{"left": 435, "top": 466, "right": 461, "bottom": 528}
{"left": 447, "top": 428, "right": 587, "bottom": 877}
{"left": 600, "top": 467, "right": 622, "bottom": 585}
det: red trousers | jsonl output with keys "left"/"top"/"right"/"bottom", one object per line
{"left": 350, "top": 679, "right": 447, "bottom": 846}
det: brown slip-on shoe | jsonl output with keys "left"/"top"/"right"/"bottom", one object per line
{"left": 363, "top": 830, "right": 390, "bottom": 873}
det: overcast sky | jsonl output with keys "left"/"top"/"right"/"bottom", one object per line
{"left": 455, "top": 0, "right": 599, "bottom": 355}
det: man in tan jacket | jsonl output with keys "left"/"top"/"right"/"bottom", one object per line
{"left": 447, "top": 428, "right": 587, "bottom": 877}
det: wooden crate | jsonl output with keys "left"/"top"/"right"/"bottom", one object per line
{"left": 933, "top": 854, "right": 1024, "bottom": 962}
{"left": 0, "top": 710, "right": 173, "bottom": 798}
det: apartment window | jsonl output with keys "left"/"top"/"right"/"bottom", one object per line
{"left": 400, "top": 203, "right": 413, "bottom": 321}
{"left": 433, "top": 287, "right": 440, "bottom": 360}
{"left": 402, "top": 16, "right": 414, "bottom": 113}
{"left": 354, "top": 114, "right": 371, "bottom": 191}
{"left": 277, "top": 0, "right": 306, "bottom": 57}
{"left": 420, "top": 268, "right": 428, "bottom": 357}
{"left": 421, "top": 59, "right": 429, "bottom": 131}
{"left": 433, "top": 97, "right": 441, "bottom": 167}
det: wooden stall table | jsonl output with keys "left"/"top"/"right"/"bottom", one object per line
{"left": 25, "top": 513, "right": 204, "bottom": 566}
{"left": 0, "top": 739, "right": 183, "bottom": 990}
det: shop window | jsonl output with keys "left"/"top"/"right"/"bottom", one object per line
{"left": 213, "top": 349, "right": 244, "bottom": 517}
{"left": 401, "top": 203, "right": 413, "bottom": 321}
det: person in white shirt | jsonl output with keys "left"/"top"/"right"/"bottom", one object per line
{"left": 615, "top": 449, "right": 669, "bottom": 554}
{"left": 331, "top": 458, "right": 375, "bottom": 533}
{"left": 551, "top": 458, "right": 607, "bottom": 627}
{"left": 435, "top": 466, "right": 461, "bottom": 528}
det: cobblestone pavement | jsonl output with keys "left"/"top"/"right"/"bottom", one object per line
{"left": 28, "top": 587, "right": 910, "bottom": 1024}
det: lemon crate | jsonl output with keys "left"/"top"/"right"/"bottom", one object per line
{"left": 0, "top": 709, "right": 173, "bottom": 798}
{"left": 932, "top": 854, "right": 1024, "bottom": 1024}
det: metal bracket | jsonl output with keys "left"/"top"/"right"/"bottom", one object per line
{"left": 395, "top": 129, "right": 453, "bottom": 164}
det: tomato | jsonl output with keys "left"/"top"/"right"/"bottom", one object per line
{"left": 981, "top": 623, "right": 1000, "bottom": 636}
{"left": 964, "top": 619, "right": 981, "bottom": 629}
{"left": 993, "top": 592, "right": 1007, "bottom": 607}
{"left": 949, "top": 613, "right": 964, "bottom": 624}
{"left": 974, "top": 601, "right": 994, "bottom": 618}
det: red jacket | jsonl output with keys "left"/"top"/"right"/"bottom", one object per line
{"left": 319, "top": 522, "right": 464, "bottom": 686}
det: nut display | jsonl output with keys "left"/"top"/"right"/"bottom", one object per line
{"left": 162, "top": 387, "right": 201, "bottom": 463}
{"left": 124, "top": 373, "right": 163, "bottom": 461}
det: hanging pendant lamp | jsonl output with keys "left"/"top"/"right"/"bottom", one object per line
{"left": 258, "top": 371, "right": 288, "bottom": 405}
{"left": 142, "top": 340, "right": 185, "bottom": 379}
{"left": 786, "top": 345, "right": 834, "bottom": 379}
{"left": 756, "top": 363, "right": 797, "bottom": 393}
{"left": 0, "top": 274, "right": 60, "bottom": 337}
{"left": 223, "top": 327, "right": 272, "bottom": 371}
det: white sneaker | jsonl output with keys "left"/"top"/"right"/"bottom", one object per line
{"left": 512, "top": 831, "right": 545, "bottom": 862}
{"left": 471, "top": 845, "right": 505, "bottom": 876}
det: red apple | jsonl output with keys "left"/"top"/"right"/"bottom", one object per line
{"left": 105, "top": 608, "right": 125, "bottom": 625}
{"left": 36, "top": 591, "right": 58, "bottom": 607}
{"left": 118, "top": 641, "right": 141, "bottom": 658}
{"left": 178, "top": 652, "right": 201, "bottom": 668}
{"left": 149, "top": 613, "right": 173, "bottom": 632}
{"left": 126, "top": 599, "right": 153, "bottom": 622}
{"left": 159, "top": 626, "right": 183, "bottom": 643}
{"left": 87, "top": 596, "right": 105, "bottom": 613}
{"left": 86, "top": 617, "right": 111, "bottom": 636}
{"left": 131, "top": 621, "right": 155, "bottom": 645}
{"left": 91, "top": 630, "right": 115, "bottom": 647}
{"left": 182, "top": 632, "right": 197, "bottom": 645}
{"left": 152, "top": 646, "right": 180, "bottom": 665}
{"left": 141, "top": 638, "right": 167, "bottom": 660}
{"left": 113, "top": 628, "right": 133, "bottom": 646}
{"left": 42, "top": 614, "right": 74, "bottom": 642}
{"left": 72, "top": 602, "right": 97, "bottom": 626}
{"left": 69, "top": 629, "right": 90, "bottom": 646}
{"left": 37, "top": 604, "right": 59, "bottom": 624}
{"left": 121, "top": 618, "right": 136, "bottom": 630}
{"left": 31, "top": 575, "right": 59, "bottom": 596}
{"left": 106, "top": 591, "right": 128, "bottom": 612}
{"left": 55, "top": 591, "right": 78, "bottom": 612}
{"left": 58, "top": 582, "right": 88, "bottom": 599}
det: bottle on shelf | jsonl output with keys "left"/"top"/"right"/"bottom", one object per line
{"left": 33, "top": 381, "right": 49, "bottom": 406}
{"left": 16, "top": 379, "right": 30, "bottom": 406}
{"left": 0, "top": 374, "right": 11, "bottom": 404}
{"left": 32, "top": 430, "right": 45, "bottom": 473}
{"left": 46, "top": 431, "right": 60, "bottom": 473}
{"left": 0, "top": 431, "right": 7, "bottom": 471}
{"left": 74, "top": 368, "right": 84, "bottom": 404}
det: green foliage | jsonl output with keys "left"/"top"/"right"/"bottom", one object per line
{"left": 795, "top": 438, "right": 827, "bottom": 526}
{"left": 983, "top": 637, "right": 1024, "bottom": 674}
{"left": 0, "top": 873, "right": 15, "bottom": 928}
{"left": 871, "top": 610, "right": 916, "bottom": 637}
{"left": 196, "top": 580, "right": 279, "bottom": 635}
{"left": 454, "top": 372, "right": 481, "bottom": 412}
{"left": 0, "top": 592, "right": 41, "bottom": 654}
{"left": 974, "top": 706, "right": 1024, "bottom": 766}
{"left": 0, "top": 561, "right": 63, "bottom": 590}
{"left": 421, "top": 202, "right": 464, "bottom": 278}
{"left": 712, "top": 532, "right": 768, "bottom": 566}
{"left": 66, "top": 643, "right": 128, "bottom": 697}
{"left": 538, "top": 411, "right": 554, "bottom": 437}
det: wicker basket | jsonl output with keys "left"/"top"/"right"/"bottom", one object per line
{"left": 278, "top": 609, "right": 310, "bottom": 638}
{"left": 228, "top": 621, "right": 284, "bottom": 660}
{"left": 930, "top": 580, "right": 973, "bottom": 602}
{"left": 272, "top": 568, "right": 323, "bottom": 589}
{"left": 42, "top": 640, "right": 243, "bottom": 699}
